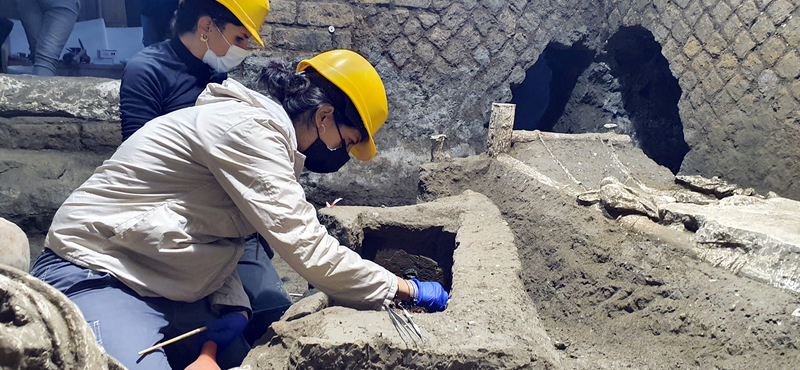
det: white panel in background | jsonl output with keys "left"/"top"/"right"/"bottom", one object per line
{"left": 106, "top": 27, "right": 144, "bottom": 64}
{"left": 61, "top": 18, "right": 109, "bottom": 60}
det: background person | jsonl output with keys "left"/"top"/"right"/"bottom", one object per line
{"left": 10, "top": 0, "right": 80, "bottom": 76}
{"left": 139, "top": 0, "right": 180, "bottom": 47}
{"left": 119, "top": 0, "right": 283, "bottom": 347}
{"left": 30, "top": 49, "right": 448, "bottom": 370}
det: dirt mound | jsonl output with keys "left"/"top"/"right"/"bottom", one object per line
{"left": 419, "top": 156, "right": 799, "bottom": 369}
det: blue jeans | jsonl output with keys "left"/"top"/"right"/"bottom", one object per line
{"left": 239, "top": 234, "right": 293, "bottom": 345}
{"left": 11, "top": 0, "right": 80, "bottom": 76}
{"left": 31, "top": 238, "right": 292, "bottom": 369}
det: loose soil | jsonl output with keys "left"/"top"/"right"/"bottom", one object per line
{"left": 417, "top": 155, "right": 799, "bottom": 369}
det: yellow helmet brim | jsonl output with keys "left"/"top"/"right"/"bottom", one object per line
{"left": 215, "top": 0, "right": 269, "bottom": 47}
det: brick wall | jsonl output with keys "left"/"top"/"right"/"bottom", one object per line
{"left": 240, "top": 0, "right": 799, "bottom": 201}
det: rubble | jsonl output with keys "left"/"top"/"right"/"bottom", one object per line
{"left": 0, "top": 265, "right": 125, "bottom": 370}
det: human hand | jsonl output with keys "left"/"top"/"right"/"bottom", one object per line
{"left": 185, "top": 341, "right": 221, "bottom": 370}
{"left": 197, "top": 312, "right": 248, "bottom": 350}
{"left": 410, "top": 279, "right": 449, "bottom": 312}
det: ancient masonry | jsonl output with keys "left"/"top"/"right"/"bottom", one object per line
{"left": 251, "top": 0, "right": 800, "bottom": 202}
{"left": 1, "top": 0, "right": 799, "bottom": 251}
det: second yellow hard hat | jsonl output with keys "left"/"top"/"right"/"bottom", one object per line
{"left": 215, "top": 0, "right": 269, "bottom": 47}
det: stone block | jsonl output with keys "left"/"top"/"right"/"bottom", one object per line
{"left": 297, "top": 2, "right": 354, "bottom": 27}
{"left": 711, "top": 90, "right": 735, "bottom": 118}
{"left": 775, "top": 50, "right": 800, "bottom": 79}
{"left": 772, "top": 87, "right": 799, "bottom": 120}
{"left": 441, "top": 39, "right": 467, "bottom": 65}
{"left": 0, "top": 75, "right": 120, "bottom": 122}
{"left": 395, "top": 0, "right": 431, "bottom": 8}
{"left": 353, "top": 0, "right": 390, "bottom": 3}
{"left": 473, "top": 45, "right": 490, "bottom": 66}
{"left": 480, "top": 0, "right": 504, "bottom": 14}
{"left": 472, "top": 7, "right": 495, "bottom": 36}
{"left": 778, "top": 12, "right": 800, "bottom": 46}
{"left": 0, "top": 118, "right": 82, "bottom": 151}
{"left": 679, "top": 70, "right": 698, "bottom": 90}
{"left": 716, "top": 53, "right": 738, "bottom": 81}
{"left": 683, "top": 35, "right": 703, "bottom": 57}
{"left": 721, "top": 14, "right": 742, "bottom": 42}
{"left": 0, "top": 218, "right": 29, "bottom": 271}
{"left": 751, "top": 16, "right": 776, "bottom": 43}
{"left": 790, "top": 79, "right": 800, "bottom": 101}
{"left": 427, "top": 26, "right": 451, "bottom": 49}
{"left": 417, "top": 11, "right": 439, "bottom": 29}
{"left": 711, "top": 1, "right": 733, "bottom": 23}
{"left": 758, "top": 36, "right": 787, "bottom": 66}
{"left": 742, "top": 52, "right": 763, "bottom": 80}
{"left": 704, "top": 69, "right": 725, "bottom": 95}
{"left": 691, "top": 50, "right": 714, "bottom": 73}
{"left": 727, "top": 0, "right": 743, "bottom": 8}
{"left": 332, "top": 30, "right": 352, "bottom": 49}
{"left": 608, "top": 7, "right": 622, "bottom": 29}
{"left": 431, "top": 0, "right": 448, "bottom": 11}
{"left": 661, "top": 37, "right": 680, "bottom": 60}
{"left": 266, "top": 0, "right": 297, "bottom": 24}
{"left": 413, "top": 39, "right": 437, "bottom": 63}
{"left": 684, "top": 1, "right": 703, "bottom": 25}
{"left": 662, "top": 4, "right": 681, "bottom": 29}
{"left": 767, "top": 0, "right": 794, "bottom": 24}
{"left": 754, "top": 0, "right": 771, "bottom": 10}
{"left": 440, "top": 3, "right": 467, "bottom": 30}
{"left": 689, "top": 85, "right": 706, "bottom": 108}
{"left": 652, "top": 22, "right": 670, "bottom": 43}
{"left": 705, "top": 32, "right": 727, "bottom": 57}
{"left": 694, "top": 14, "right": 715, "bottom": 43}
{"left": 496, "top": 5, "right": 517, "bottom": 35}
{"left": 674, "top": 0, "right": 690, "bottom": 8}
{"left": 403, "top": 17, "right": 423, "bottom": 42}
{"left": 725, "top": 73, "right": 751, "bottom": 101}
{"left": 388, "top": 37, "right": 413, "bottom": 67}
{"left": 671, "top": 19, "right": 691, "bottom": 42}
{"left": 81, "top": 122, "right": 122, "bottom": 151}
{"left": 737, "top": 0, "right": 759, "bottom": 26}
{"left": 700, "top": 0, "right": 715, "bottom": 8}
{"left": 757, "top": 69, "right": 779, "bottom": 96}
{"left": 733, "top": 32, "right": 756, "bottom": 58}
{"left": 270, "top": 26, "right": 333, "bottom": 51}
{"left": 518, "top": 11, "right": 540, "bottom": 34}
{"left": 669, "top": 50, "right": 689, "bottom": 77}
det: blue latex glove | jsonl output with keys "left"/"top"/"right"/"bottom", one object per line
{"left": 197, "top": 312, "right": 248, "bottom": 350}
{"left": 410, "top": 279, "right": 449, "bottom": 312}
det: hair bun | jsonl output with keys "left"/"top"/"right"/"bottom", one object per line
{"left": 257, "top": 61, "right": 310, "bottom": 104}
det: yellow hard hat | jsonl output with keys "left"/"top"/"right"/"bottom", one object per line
{"left": 297, "top": 50, "right": 388, "bottom": 161}
{"left": 215, "top": 0, "right": 269, "bottom": 47}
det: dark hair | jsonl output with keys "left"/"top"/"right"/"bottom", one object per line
{"left": 172, "top": 0, "right": 243, "bottom": 38}
{"left": 257, "top": 61, "right": 367, "bottom": 138}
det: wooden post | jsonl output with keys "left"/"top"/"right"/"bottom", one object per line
{"left": 487, "top": 103, "right": 515, "bottom": 157}
{"left": 430, "top": 134, "right": 450, "bottom": 162}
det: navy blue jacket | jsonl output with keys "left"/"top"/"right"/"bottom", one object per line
{"left": 119, "top": 37, "right": 227, "bottom": 141}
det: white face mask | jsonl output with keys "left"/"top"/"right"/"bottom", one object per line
{"left": 202, "top": 25, "right": 250, "bottom": 73}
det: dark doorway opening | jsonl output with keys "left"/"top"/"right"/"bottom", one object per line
{"left": 510, "top": 27, "right": 689, "bottom": 174}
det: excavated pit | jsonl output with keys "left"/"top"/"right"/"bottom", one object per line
{"left": 242, "top": 191, "right": 562, "bottom": 369}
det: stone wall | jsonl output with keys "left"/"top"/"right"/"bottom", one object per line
{"left": 238, "top": 0, "right": 800, "bottom": 202}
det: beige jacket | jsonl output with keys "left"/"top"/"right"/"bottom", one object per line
{"left": 47, "top": 79, "right": 397, "bottom": 312}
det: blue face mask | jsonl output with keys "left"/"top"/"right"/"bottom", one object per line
{"left": 301, "top": 123, "right": 351, "bottom": 173}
